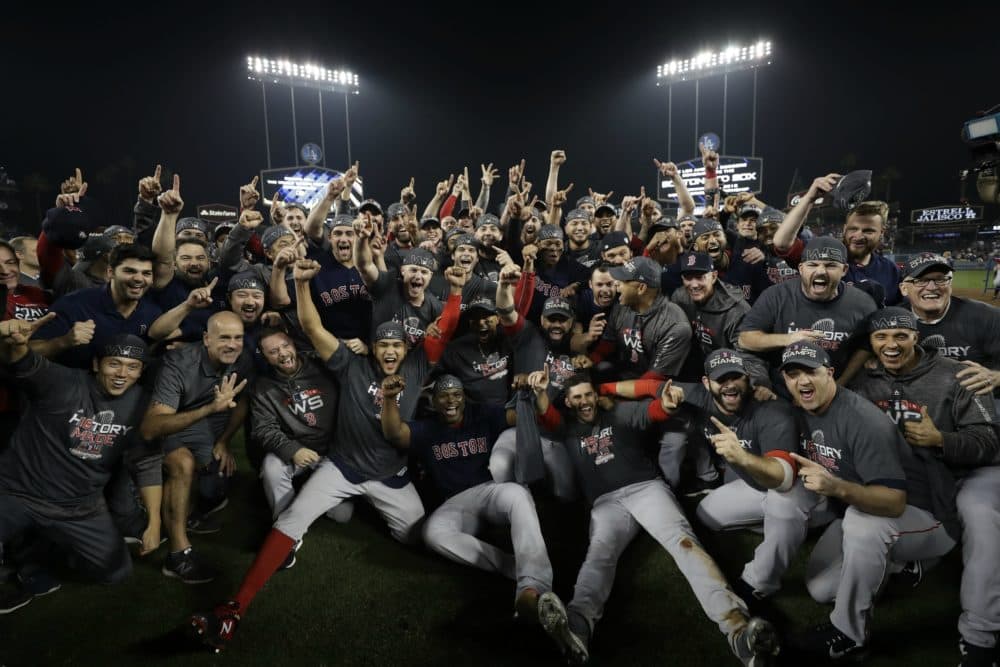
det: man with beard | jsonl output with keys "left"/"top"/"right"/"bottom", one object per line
{"left": 678, "top": 213, "right": 698, "bottom": 249}
{"left": 472, "top": 213, "right": 511, "bottom": 282}
{"left": 692, "top": 219, "right": 770, "bottom": 304}
{"left": 139, "top": 311, "right": 252, "bottom": 583}
{"left": 533, "top": 371, "right": 780, "bottom": 666}
{"left": 527, "top": 225, "right": 590, "bottom": 324}
{"left": 147, "top": 238, "right": 220, "bottom": 342}
{"left": 897, "top": 253, "right": 1000, "bottom": 410}
{"left": 849, "top": 308, "right": 1000, "bottom": 667}
{"left": 382, "top": 202, "right": 416, "bottom": 271}
{"left": 355, "top": 216, "right": 442, "bottom": 348}
{"left": 251, "top": 327, "right": 351, "bottom": 549}
{"left": 738, "top": 237, "right": 876, "bottom": 384}
{"left": 772, "top": 175, "right": 901, "bottom": 306}
{"left": 219, "top": 210, "right": 303, "bottom": 291}
{"left": 642, "top": 215, "right": 685, "bottom": 290}
{"left": 588, "top": 257, "right": 692, "bottom": 382}
{"left": 684, "top": 350, "right": 821, "bottom": 608}
{"left": 379, "top": 372, "right": 579, "bottom": 657}
{"left": 32, "top": 244, "right": 161, "bottom": 370}
{"left": 592, "top": 202, "right": 618, "bottom": 240}
{"left": 779, "top": 340, "right": 956, "bottom": 661}
{"left": 489, "top": 269, "right": 579, "bottom": 500}
{"left": 438, "top": 293, "right": 545, "bottom": 407}
{"left": 672, "top": 252, "right": 772, "bottom": 394}
{"left": 597, "top": 231, "right": 633, "bottom": 267}
{"left": 0, "top": 325, "right": 161, "bottom": 613}
{"left": 755, "top": 208, "right": 801, "bottom": 288}
{"left": 187, "top": 259, "right": 464, "bottom": 652}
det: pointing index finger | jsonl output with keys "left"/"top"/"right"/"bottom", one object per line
{"left": 154, "top": 164, "right": 162, "bottom": 180}
{"left": 207, "top": 277, "right": 219, "bottom": 291}
{"left": 708, "top": 416, "right": 731, "bottom": 432}
{"left": 250, "top": 175, "right": 259, "bottom": 188}
{"left": 172, "top": 174, "right": 180, "bottom": 192}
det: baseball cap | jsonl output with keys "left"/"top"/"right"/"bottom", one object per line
{"left": 176, "top": 217, "right": 208, "bottom": 235}
{"left": 541, "top": 296, "right": 574, "bottom": 319}
{"left": 757, "top": 207, "right": 785, "bottom": 226}
{"left": 42, "top": 198, "right": 101, "bottom": 249}
{"left": 433, "top": 374, "right": 464, "bottom": 394}
{"left": 704, "top": 349, "right": 748, "bottom": 381}
{"left": 650, "top": 216, "right": 679, "bottom": 232}
{"left": 450, "top": 232, "right": 478, "bottom": 250}
{"left": 100, "top": 334, "right": 147, "bottom": 363}
{"left": 330, "top": 214, "right": 355, "bottom": 228}
{"left": 679, "top": 251, "right": 714, "bottom": 274}
{"left": 802, "top": 237, "right": 848, "bottom": 264}
{"left": 595, "top": 203, "right": 616, "bottom": 217}
{"left": 868, "top": 306, "right": 919, "bottom": 332}
{"left": 538, "top": 225, "right": 564, "bottom": 241}
{"left": 677, "top": 213, "right": 698, "bottom": 225}
{"left": 566, "top": 208, "right": 591, "bottom": 223}
{"left": 374, "top": 321, "right": 404, "bottom": 342}
{"left": 228, "top": 271, "right": 265, "bottom": 293}
{"left": 738, "top": 203, "right": 763, "bottom": 218}
{"left": 692, "top": 219, "right": 723, "bottom": 240}
{"left": 475, "top": 213, "right": 501, "bottom": 230}
{"left": 103, "top": 225, "right": 134, "bottom": 239}
{"left": 779, "top": 341, "right": 832, "bottom": 371}
{"left": 386, "top": 202, "right": 407, "bottom": 219}
{"left": 600, "top": 231, "right": 629, "bottom": 253}
{"left": 466, "top": 297, "right": 497, "bottom": 315}
{"left": 261, "top": 225, "right": 294, "bottom": 252}
{"left": 77, "top": 234, "right": 115, "bottom": 264}
{"left": 402, "top": 248, "right": 437, "bottom": 271}
{"left": 609, "top": 257, "right": 662, "bottom": 288}
{"left": 903, "top": 252, "right": 952, "bottom": 280}
{"left": 213, "top": 222, "right": 235, "bottom": 240}
{"left": 830, "top": 170, "right": 873, "bottom": 211}
{"left": 420, "top": 216, "right": 441, "bottom": 229}
{"left": 575, "top": 195, "right": 596, "bottom": 208}
{"left": 358, "top": 199, "right": 383, "bottom": 215}
{"left": 532, "top": 200, "right": 548, "bottom": 213}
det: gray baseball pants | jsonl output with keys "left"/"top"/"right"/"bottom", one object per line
{"left": 423, "top": 481, "right": 553, "bottom": 599}
{"left": 490, "top": 427, "right": 577, "bottom": 500}
{"left": 957, "top": 465, "right": 1000, "bottom": 649}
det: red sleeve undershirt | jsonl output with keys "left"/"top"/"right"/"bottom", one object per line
{"left": 423, "top": 293, "right": 462, "bottom": 363}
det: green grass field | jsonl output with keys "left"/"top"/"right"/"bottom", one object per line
{"left": 0, "top": 433, "right": 967, "bottom": 667}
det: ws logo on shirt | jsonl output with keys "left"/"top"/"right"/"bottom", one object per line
{"left": 802, "top": 429, "right": 841, "bottom": 472}
{"left": 579, "top": 426, "right": 615, "bottom": 465}
{"left": 621, "top": 327, "right": 644, "bottom": 363}
{"left": 875, "top": 397, "right": 922, "bottom": 427}
{"left": 285, "top": 389, "right": 325, "bottom": 427}
{"left": 67, "top": 410, "right": 132, "bottom": 461}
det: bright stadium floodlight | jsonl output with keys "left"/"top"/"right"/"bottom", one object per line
{"left": 656, "top": 40, "right": 772, "bottom": 84}
{"left": 245, "top": 55, "right": 360, "bottom": 170}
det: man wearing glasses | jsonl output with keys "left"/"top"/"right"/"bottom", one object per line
{"left": 900, "top": 253, "right": 1000, "bottom": 409}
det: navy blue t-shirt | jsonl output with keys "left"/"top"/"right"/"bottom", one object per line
{"left": 150, "top": 274, "right": 225, "bottom": 341}
{"left": 846, "top": 253, "right": 902, "bottom": 307}
{"left": 406, "top": 404, "right": 510, "bottom": 498}
{"left": 300, "top": 247, "right": 372, "bottom": 341}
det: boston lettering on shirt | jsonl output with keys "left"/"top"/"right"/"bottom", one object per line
{"left": 0, "top": 352, "right": 148, "bottom": 512}
{"left": 529, "top": 257, "right": 589, "bottom": 323}
{"left": 368, "top": 269, "right": 443, "bottom": 348}
{"left": 406, "top": 403, "right": 510, "bottom": 499}
{"left": 557, "top": 401, "right": 660, "bottom": 504}
{"left": 303, "top": 246, "right": 372, "bottom": 341}
{"left": 738, "top": 280, "right": 876, "bottom": 372}
{"left": 325, "top": 344, "right": 430, "bottom": 481}
{"left": 34, "top": 283, "right": 162, "bottom": 369}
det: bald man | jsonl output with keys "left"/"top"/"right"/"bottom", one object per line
{"left": 140, "top": 311, "right": 254, "bottom": 584}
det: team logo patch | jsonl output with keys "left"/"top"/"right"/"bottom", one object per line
{"left": 802, "top": 429, "right": 841, "bottom": 472}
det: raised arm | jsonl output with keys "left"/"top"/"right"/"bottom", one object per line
{"left": 304, "top": 176, "right": 347, "bottom": 241}
{"left": 424, "top": 174, "right": 453, "bottom": 219}
{"left": 151, "top": 174, "right": 183, "bottom": 289}
{"left": 476, "top": 163, "right": 498, "bottom": 211}
{"left": 496, "top": 265, "right": 521, "bottom": 326}
{"left": 148, "top": 278, "right": 218, "bottom": 340}
{"left": 292, "top": 259, "right": 340, "bottom": 361}
{"left": 140, "top": 372, "right": 248, "bottom": 441}
{"left": 0, "top": 312, "right": 57, "bottom": 364}
{"left": 772, "top": 173, "right": 840, "bottom": 252}
{"left": 351, "top": 216, "right": 379, "bottom": 286}
{"left": 379, "top": 375, "right": 411, "bottom": 449}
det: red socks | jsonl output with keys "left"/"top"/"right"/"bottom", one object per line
{"left": 234, "top": 529, "right": 295, "bottom": 610}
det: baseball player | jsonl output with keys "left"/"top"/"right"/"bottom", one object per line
{"left": 0, "top": 321, "right": 159, "bottom": 613}
{"left": 737, "top": 237, "right": 876, "bottom": 386}
{"left": 379, "top": 372, "right": 581, "bottom": 658}
{"left": 778, "top": 340, "right": 956, "bottom": 660}
{"left": 532, "top": 370, "right": 780, "bottom": 665}
{"left": 527, "top": 225, "right": 590, "bottom": 324}
{"left": 849, "top": 307, "right": 1000, "bottom": 666}
{"left": 187, "top": 259, "right": 465, "bottom": 652}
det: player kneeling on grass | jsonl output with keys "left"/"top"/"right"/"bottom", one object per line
{"left": 0, "top": 318, "right": 161, "bottom": 614}
{"left": 378, "top": 371, "right": 582, "bottom": 658}
{"left": 187, "top": 259, "right": 465, "bottom": 653}
{"left": 534, "top": 371, "right": 780, "bottom": 666}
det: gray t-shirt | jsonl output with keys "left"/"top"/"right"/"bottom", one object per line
{"left": 368, "top": 269, "right": 443, "bottom": 349}
{"left": 739, "top": 280, "right": 876, "bottom": 373}
{"left": 325, "top": 344, "right": 430, "bottom": 480}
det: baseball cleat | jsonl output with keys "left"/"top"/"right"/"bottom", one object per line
{"left": 538, "top": 592, "right": 589, "bottom": 665}
{"left": 189, "top": 600, "right": 241, "bottom": 653}
{"left": 790, "top": 621, "right": 865, "bottom": 661}
{"left": 732, "top": 616, "right": 780, "bottom": 666}
{"left": 958, "top": 638, "right": 997, "bottom": 667}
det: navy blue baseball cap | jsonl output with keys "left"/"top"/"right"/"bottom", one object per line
{"left": 679, "top": 252, "right": 715, "bottom": 274}
{"left": 595, "top": 203, "right": 617, "bottom": 217}
{"left": 600, "top": 231, "right": 629, "bottom": 253}
{"left": 359, "top": 199, "right": 383, "bottom": 215}
{"left": 692, "top": 219, "right": 724, "bottom": 240}
{"left": 42, "top": 198, "right": 102, "bottom": 249}
{"left": 466, "top": 297, "right": 497, "bottom": 315}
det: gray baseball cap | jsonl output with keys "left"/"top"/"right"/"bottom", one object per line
{"left": 868, "top": 307, "right": 919, "bottom": 332}
{"left": 779, "top": 341, "right": 831, "bottom": 371}
{"left": 374, "top": 321, "right": 405, "bottom": 341}
{"left": 903, "top": 252, "right": 951, "bottom": 279}
{"left": 538, "top": 225, "right": 564, "bottom": 241}
{"left": 704, "top": 349, "right": 748, "bottom": 381}
{"left": 466, "top": 297, "right": 497, "bottom": 315}
{"left": 802, "top": 237, "right": 848, "bottom": 264}
{"left": 386, "top": 202, "right": 407, "bottom": 219}
{"left": 692, "top": 219, "right": 724, "bottom": 240}
{"left": 609, "top": 257, "right": 662, "bottom": 288}
{"left": 261, "top": 225, "right": 295, "bottom": 251}
{"left": 541, "top": 296, "right": 574, "bottom": 319}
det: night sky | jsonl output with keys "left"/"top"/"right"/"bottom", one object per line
{"left": 2, "top": 3, "right": 995, "bottom": 232}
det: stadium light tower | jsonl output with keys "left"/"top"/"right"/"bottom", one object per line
{"left": 246, "top": 56, "right": 361, "bottom": 169}
{"left": 655, "top": 41, "right": 773, "bottom": 159}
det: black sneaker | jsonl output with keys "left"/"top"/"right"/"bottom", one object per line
{"left": 201, "top": 497, "right": 229, "bottom": 517}
{"left": 0, "top": 587, "right": 34, "bottom": 615}
{"left": 895, "top": 560, "right": 923, "bottom": 588}
{"left": 791, "top": 621, "right": 865, "bottom": 661}
{"left": 162, "top": 547, "right": 219, "bottom": 584}
{"left": 189, "top": 600, "right": 241, "bottom": 653}
{"left": 682, "top": 475, "right": 723, "bottom": 498}
{"left": 18, "top": 569, "right": 61, "bottom": 597}
{"left": 731, "top": 616, "right": 780, "bottom": 666}
{"left": 186, "top": 513, "right": 222, "bottom": 535}
{"left": 280, "top": 540, "right": 303, "bottom": 570}
{"left": 959, "top": 638, "right": 998, "bottom": 667}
